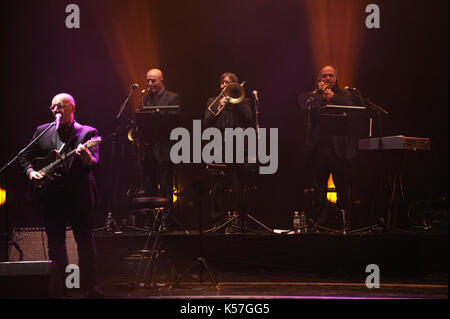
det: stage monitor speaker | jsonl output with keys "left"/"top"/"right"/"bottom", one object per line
{"left": 8, "top": 227, "right": 78, "bottom": 265}
{"left": 0, "top": 261, "right": 64, "bottom": 298}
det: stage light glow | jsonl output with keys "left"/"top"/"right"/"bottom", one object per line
{"left": 327, "top": 173, "right": 337, "bottom": 204}
{"left": 95, "top": 0, "right": 161, "bottom": 111}
{"left": 0, "top": 188, "right": 5, "bottom": 206}
{"left": 304, "top": 0, "right": 365, "bottom": 87}
{"left": 173, "top": 186, "right": 178, "bottom": 203}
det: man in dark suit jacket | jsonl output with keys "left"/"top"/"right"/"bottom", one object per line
{"left": 297, "top": 66, "right": 358, "bottom": 229}
{"left": 18, "top": 93, "right": 103, "bottom": 298}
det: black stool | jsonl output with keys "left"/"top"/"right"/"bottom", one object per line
{"left": 131, "top": 196, "right": 171, "bottom": 287}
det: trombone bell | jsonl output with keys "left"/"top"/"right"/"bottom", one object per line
{"left": 128, "top": 127, "right": 138, "bottom": 142}
{"left": 208, "top": 81, "right": 246, "bottom": 116}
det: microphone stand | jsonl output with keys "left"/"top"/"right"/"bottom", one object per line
{"left": 97, "top": 86, "right": 137, "bottom": 234}
{"left": 352, "top": 88, "right": 390, "bottom": 232}
{"left": 253, "top": 92, "right": 261, "bottom": 224}
{"left": 116, "top": 86, "right": 138, "bottom": 120}
{"left": 0, "top": 121, "right": 56, "bottom": 261}
{"left": 253, "top": 94, "right": 260, "bottom": 140}
{"left": 305, "top": 97, "right": 314, "bottom": 147}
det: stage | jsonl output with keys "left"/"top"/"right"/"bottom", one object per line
{"left": 90, "top": 229, "right": 448, "bottom": 299}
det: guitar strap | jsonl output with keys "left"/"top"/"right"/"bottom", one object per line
{"left": 67, "top": 125, "right": 91, "bottom": 169}
{"left": 58, "top": 134, "right": 76, "bottom": 171}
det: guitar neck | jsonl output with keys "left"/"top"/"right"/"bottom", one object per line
{"left": 40, "top": 148, "right": 77, "bottom": 175}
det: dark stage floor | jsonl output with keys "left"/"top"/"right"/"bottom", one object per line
{"left": 87, "top": 229, "right": 448, "bottom": 300}
{"left": 86, "top": 272, "right": 448, "bottom": 300}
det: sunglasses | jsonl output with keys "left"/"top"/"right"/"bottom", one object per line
{"left": 49, "top": 103, "right": 65, "bottom": 111}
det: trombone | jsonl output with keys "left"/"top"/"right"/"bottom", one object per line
{"left": 313, "top": 82, "right": 330, "bottom": 94}
{"left": 207, "top": 81, "right": 246, "bottom": 116}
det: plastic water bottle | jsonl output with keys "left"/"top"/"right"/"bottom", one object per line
{"left": 106, "top": 212, "right": 113, "bottom": 231}
{"left": 225, "top": 211, "right": 233, "bottom": 235}
{"left": 293, "top": 211, "right": 300, "bottom": 233}
{"left": 232, "top": 211, "right": 239, "bottom": 227}
{"left": 300, "top": 211, "right": 307, "bottom": 233}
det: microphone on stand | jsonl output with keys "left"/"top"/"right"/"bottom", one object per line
{"left": 252, "top": 90, "right": 260, "bottom": 139}
{"left": 54, "top": 113, "right": 61, "bottom": 130}
{"left": 131, "top": 83, "right": 139, "bottom": 90}
{"left": 252, "top": 90, "right": 259, "bottom": 103}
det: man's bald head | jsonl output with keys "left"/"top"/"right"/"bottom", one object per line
{"left": 51, "top": 93, "right": 75, "bottom": 107}
{"left": 146, "top": 68, "right": 164, "bottom": 81}
{"left": 50, "top": 93, "right": 75, "bottom": 125}
{"left": 146, "top": 68, "right": 165, "bottom": 95}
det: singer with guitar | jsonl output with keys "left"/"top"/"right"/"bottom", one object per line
{"left": 18, "top": 93, "right": 103, "bottom": 298}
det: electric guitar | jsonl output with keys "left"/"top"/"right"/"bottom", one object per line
{"left": 31, "top": 136, "right": 102, "bottom": 191}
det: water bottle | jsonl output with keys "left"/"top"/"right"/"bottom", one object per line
{"left": 293, "top": 211, "right": 300, "bottom": 233}
{"left": 300, "top": 211, "right": 307, "bottom": 233}
{"left": 225, "top": 211, "right": 233, "bottom": 235}
{"left": 232, "top": 211, "right": 239, "bottom": 230}
{"left": 106, "top": 212, "right": 113, "bottom": 231}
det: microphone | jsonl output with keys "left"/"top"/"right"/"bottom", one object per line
{"left": 54, "top": 113, "right": 61, "bottom": 130}
{"left": 344, "top": 86, "right": 357, "bottom": 91}
{"left": 252, "top": 90, "right": 259, "bottom": 103}
{"left": 131, "top": 83, "right": 139, "bottom": 90}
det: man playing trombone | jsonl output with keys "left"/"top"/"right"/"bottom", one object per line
{"left": 204, "top": 72, "right": 254, "bottom": 228}
{"left": 204, "top": 72, "right": 253, "bottom": 130}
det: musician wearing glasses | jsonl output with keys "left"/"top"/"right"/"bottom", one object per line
{"left": 298, "top": 65, "right": 357, "bottom": 230}
{"left": 204, "top": 72, "right": 253, "bottom": 130}
{"left": 204, "top": 72, "right": 254, "bottom": 228}
{"left": 18, "top": 93, "right": 103, "bottom": 298}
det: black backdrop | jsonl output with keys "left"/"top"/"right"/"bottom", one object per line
{"left": 0, "top": 0, "right": 448, "bottom": 234}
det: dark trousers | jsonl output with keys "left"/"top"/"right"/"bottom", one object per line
{"left": 208, "top": 165, "right": 245, "bottom": 222}
{"left": 312, "top": 147, "right": 352, "bottom": 225}
{"left": 42, "top": 194, "right": 99, "bottom": 291}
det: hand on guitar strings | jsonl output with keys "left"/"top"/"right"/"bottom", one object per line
{"left": 29, "top": 170, "right": 44, "bottom": 180}
{"left": 76, "top": 144, "right": 93, "bottom": 166}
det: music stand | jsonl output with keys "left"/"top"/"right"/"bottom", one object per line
{"left": 314, "top": 104, "right": 381, "bottom": 235}
{"left": 135, "top": 106, "right": 188, "bottom": 233}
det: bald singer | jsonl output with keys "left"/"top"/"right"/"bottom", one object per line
{"left": 18, "top": 93, "right": 103, "bottom": 298}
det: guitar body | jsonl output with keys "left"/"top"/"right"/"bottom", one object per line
{"left": 29, "top": 136, "right": 102, "bottom": 193}
{"left": 31, "top": 150, "right": 65, "bottom": 191}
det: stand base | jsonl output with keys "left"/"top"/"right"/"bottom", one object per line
{"left": 169, "top": 257, "right": 219, "bottom": 290}
{"left": 204, "top": 213, "right": 273, "bottom": 235}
